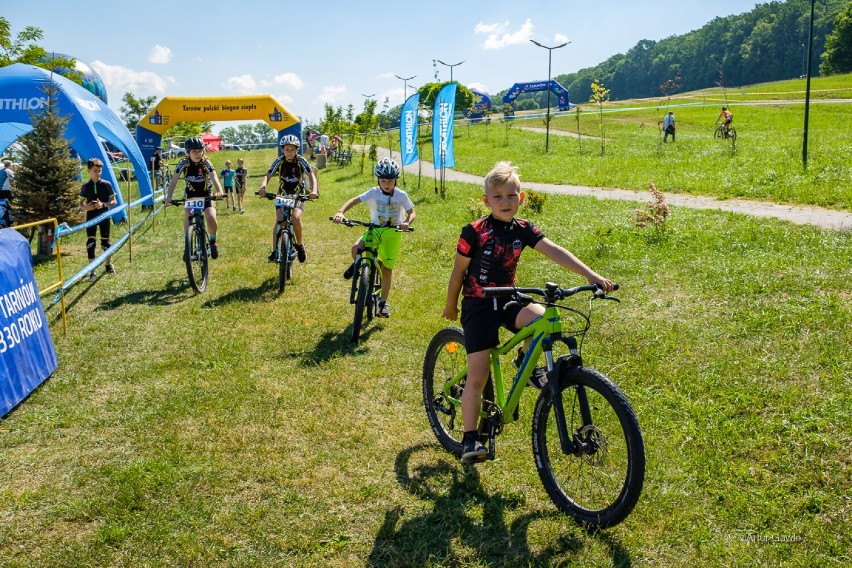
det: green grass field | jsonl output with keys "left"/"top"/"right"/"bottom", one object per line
{"left": 2, "top": 75, "right": 850, "bottom": 566}
{"left": 446, "top": 73, "right": 852, "bottom": 210}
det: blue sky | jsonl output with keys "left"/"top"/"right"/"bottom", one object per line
{"left": 13, "top": 0, "right": 762, "bottom": 127}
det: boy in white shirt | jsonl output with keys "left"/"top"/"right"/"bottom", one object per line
{"left": 332, "top": 158, "right": 416, "bottom": 318}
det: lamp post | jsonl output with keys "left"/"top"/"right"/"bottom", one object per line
{"left": 530, "top": 39, "right": 570, "bottom": 153}
{"left": 395, "top": 74, "right": 416, "bottom": 102}
{"left": 803, "top": 0, "right": 815, "bottom": 170}
{"left": 436, "top": 59, "right": 465, "bottom": 83}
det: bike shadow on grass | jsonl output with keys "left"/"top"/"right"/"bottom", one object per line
{"left": 292, "top": 324, "right": 385, "bottom": 367}
{"left": 366, "top": 443, "right": 632, "bottom": 567}
{"left": 201, "top": 277, "right": 281, "bottom": 308}
{"left": 96, "top": 279, "right": 195, "bottom": 310}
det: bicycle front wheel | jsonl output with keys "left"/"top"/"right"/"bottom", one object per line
{"left": 351, "top": 263, "right": 370, "bottom": 343}
{"left": 278, "top": 230, "right": 290, "bottom": 293}
{"left": 728, "top": 127, "right": 737, "bottom": 142}
{"left": 185, "top": 222, "right": 208, "bottom": 293}
{"left": 422, "top": 327, "right": 467, "bottom": 456}
{"left": 532, "top": 365, "right": 645, "bottom": 528}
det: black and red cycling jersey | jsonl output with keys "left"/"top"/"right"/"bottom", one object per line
{"left": 266, "top": 155, "right": 312, "bottom": 195}
{"left": 457, "top": 215, "right": 544, "bottom": 298}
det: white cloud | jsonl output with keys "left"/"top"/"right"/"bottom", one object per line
{"left": 377, "top": 87, "right": 405, "bottom": 107}
{"left": 376, "top": 72, "right": 395, "bottom": 80}
{"left": 274, "top": 73, "right": 304, "bottom": 90}
{"left": 316, "top": 85, "right": 347, "bottom": 104}
{"left": 276, "top": 93, "right": 295, "bottom": 104}
{"left": 467, "top": 82, "right": 490, "bottom": 94}
{"left": 476, "top": 18, "right": 534, "bottom": 49}
{"left": 554, "top": 33, "right": 570, "bottom": 43}
{"left": 90, "top": 60, "right": 172, "bottom": 95}
{"left": 224, "top": 74, "right": 257, "bottom": 94}
{"left": 148, "top": 45, "right": 173, "bottom": 64}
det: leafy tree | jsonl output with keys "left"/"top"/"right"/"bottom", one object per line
{"left": 820, "top": 1, "right": 852, "bottom": 75}
{"left": 120, "top": 92, "right": 158, "bottom": 132}
{"left": 0, "top": 17, "right": 79, "bottom": 83}
{"left": 14, "top": 81, "right": 83, "bottom": 236}
{"left": 416, "top": 82, "right": 474, "bottom": 113}
{"left": 164, "top": 121, "right": 213, "bottom": 141}
{"left": 253, "top": 122, "right": 276, "bottom": 144}
{"left": 590, "top": 79, "right": 610, "bottom": 156}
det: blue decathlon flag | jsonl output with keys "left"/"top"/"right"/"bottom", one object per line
{"left": 432, "top": 83, "right": 457, "bottom": 170}
{"left": 0, "top": 229, "right": 58, "bottom": 417}
{"left": 400, "top": 93, "right": 420, "bottom": 166}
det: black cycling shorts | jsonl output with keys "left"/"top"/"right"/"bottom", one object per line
{"left": 460, "top": 297, "right": 523, "bottom": 354}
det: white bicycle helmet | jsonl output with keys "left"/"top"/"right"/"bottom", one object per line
{"left": 280, "top": 134, "right": 301, "bottom": 148}
{"left": 374, "top": 157, "right": 401, "bottom": 179}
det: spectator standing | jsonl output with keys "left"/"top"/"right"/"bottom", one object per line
{"left": 661, "top": 111, "right": 676, "bottom": 142}
{"left": 220, "top": 160, "right": 237, "bottom": 211}
{"left": 234, "top": 158, "right": 248, "bottom": 214}
{"left": 0, "top": 160, "right": 14, "bottom": 228}
{"left": 79, "top": 158, "right": 118, "bottom": 281}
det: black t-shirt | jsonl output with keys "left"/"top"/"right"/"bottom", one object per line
{"left": 235, "top": 167, "right": 247, "bottom": 189}
{"left": 457, "top": 215, "right": 544, "bottom": 298}
{"left": 79, "top": 179, "right": 116, "bottom": 220}
{"left": 152, "top": 151, "right": 162, "bottom": 170}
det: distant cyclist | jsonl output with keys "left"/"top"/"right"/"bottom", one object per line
{"left": 259, "top": 135, "right": 319, "bottom": 263}
{"left": 164, "top": 137, "right": 225, "bottom": 259}
{"left": 716, "top": 106, "right": 733, "bottom": 137}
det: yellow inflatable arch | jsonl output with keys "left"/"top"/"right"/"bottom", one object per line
{"left": 135, "top": 95, "right": 301, "bottom": 198}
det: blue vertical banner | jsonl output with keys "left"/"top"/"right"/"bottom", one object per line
{"left": 400, "top": 93, "right": 420, "bottom": 166}
{"left": 432, "top": 83, "right": 457, "bottom": 170}
{"left": 0, "top": 229, "right": 58, "bottom": 417}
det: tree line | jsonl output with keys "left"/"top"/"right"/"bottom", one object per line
{"left": 498, "top": 0, "right": 852, "bottom": 107}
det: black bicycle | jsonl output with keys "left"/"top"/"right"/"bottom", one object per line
{"left": 330, "top": 218, "right": 413, "bottom": 343}
{"left": 258, "top": 192, "right": 313, "bottom": 293}
{"left": 170, "top": 198, "right": 216, "bottom": 293}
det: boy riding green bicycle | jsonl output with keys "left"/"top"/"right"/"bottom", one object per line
{"left": 442, "top": 161, "right": 613, "bottom": 465}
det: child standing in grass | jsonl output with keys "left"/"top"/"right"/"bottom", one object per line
{"left": 234, "top": 158, "right": 248, "bottom": 214}
{"left": 332, "top": 157, "right": 415, "bottom": 318}
{"left": 79, "top": 158, "right": 118, "bottom": 281}
{"left": 220, "top": 160, "right": 236, "bottom": 211}
{"left": 442, "top": 161, "right": 613, "bottom": 465}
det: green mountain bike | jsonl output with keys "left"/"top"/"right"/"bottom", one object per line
{"left": 330, "top": 217, "right": 412, "bottom": 344}
{"left": 423, "top": 282, "right": 645, "bottom": 528}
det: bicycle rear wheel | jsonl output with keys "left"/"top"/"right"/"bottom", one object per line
{"left": 422, "top": 327, "right": 468, "bottom": 456}
{"left": 531, "top": 364, "right": 645, "bottom": 528}
{"left": 185, "top": 222, "right": 208, "bottom": 293}
{"left": 278, "top": 230, "right": 290, "bottom": 293}
{"left": 351, "top": 263, "right": 370, "bottom": 343}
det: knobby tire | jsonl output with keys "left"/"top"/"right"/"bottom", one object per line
{"left": 278, "top": 230, "right": 290, "bottom": 293}
{"left": 531, "top": 363, "right": 645, "bottom": 528}
{"left": 185, "top": 222, "right": 208, "bottom": 293}
{"left": 351, "top": 263, "right": 370, "bottom": 343}
{"left": 422, "top": 327, "right": 468, "bottom": 455}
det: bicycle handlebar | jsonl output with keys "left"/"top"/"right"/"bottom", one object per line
{"left": 328, "top": 217, "right": 414, "bottom": 232}
{"left": 481, "top": 282, "right": 619, "bottom": 302}
{"left": 168, "top": 196, "right": 223, "bottom": 205}
{"left": 255, "top": 191, "right": 315, "bottom": 201}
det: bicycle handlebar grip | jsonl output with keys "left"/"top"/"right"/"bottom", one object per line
{"left": 481, "top": 287, "right": 515, "bottom": 298}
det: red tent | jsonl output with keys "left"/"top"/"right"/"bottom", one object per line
{"left": 201, "top": 131, "right": 222, "bottom": 152}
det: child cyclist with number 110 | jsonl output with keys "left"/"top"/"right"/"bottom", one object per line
{"left": 442, "top": 161, "right": 613, "bottom": 465}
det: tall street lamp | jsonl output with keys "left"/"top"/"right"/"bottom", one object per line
{"left": 395, "top": 74, "right": 417, "bottom": 102}
{"left": 530, "top": 39, "right": 570, "bottom": 153}
{"left": 436, "top": 59, "right": 465, "bottom": 83}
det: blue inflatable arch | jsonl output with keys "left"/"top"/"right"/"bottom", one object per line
{"left": 0, "top": 64, "right": 152, "bottom": 221}
{"left": 502, "top": 80, "right": 571, "bottom": 111}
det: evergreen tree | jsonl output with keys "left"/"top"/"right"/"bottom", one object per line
{"left": 15, "top": 81, "right": 83, "bottom": 229}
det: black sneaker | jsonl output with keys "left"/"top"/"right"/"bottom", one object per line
{"left": 105, "top": 263, "right": 116, "bottom": 274}
{"left": 267, "top": 251, "right": 278, "bottom": 263}
{"left": 295, "top": 243, "right": 306, "bottom": 263}
{"left": 461, "top": 438, "right": 488, "bottom": 465}
{"left": 343, "top": 263, "right": 354, "bottom": 279}
{"left": 210, "top": 241, "right": 219, "bottom": 259}
{"left": 514, "top": 348, "right": 548, "bottom": 389}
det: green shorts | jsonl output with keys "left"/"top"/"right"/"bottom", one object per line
{"left": 362, "top": 227, "right": 402, "bottom": 269}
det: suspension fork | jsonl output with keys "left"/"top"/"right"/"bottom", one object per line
{"left": 547, "top": 335, "right": 585, "bottom": 455}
